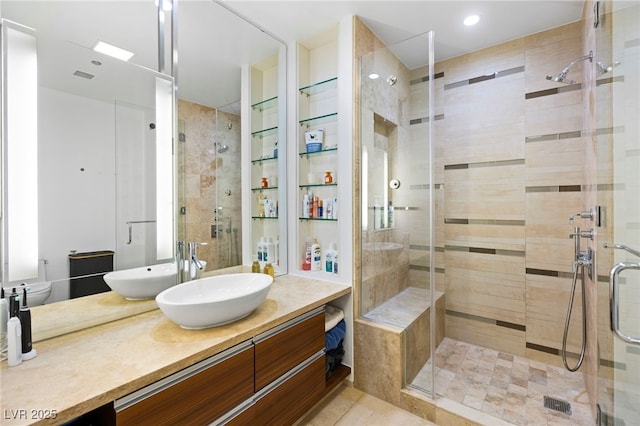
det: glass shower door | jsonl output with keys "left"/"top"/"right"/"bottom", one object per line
{"left": 359, "top": 31, "right": 436, "bottom": 397}
{"left": 596, "top": 2, "right": 640, "bottom": 424}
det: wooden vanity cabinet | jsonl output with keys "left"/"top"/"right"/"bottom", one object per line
{"left": 114, "top": 342, "right": 254, "bottom": 426}
{"left": 110, "top": 307, "right": 340, "bottom": 426}
{"left": 254, "top": 308, "right": 325, "bottom": 391}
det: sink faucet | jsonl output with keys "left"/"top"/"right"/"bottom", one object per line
{"left": 187, "top": 242, "right": 207, "bottom": 281}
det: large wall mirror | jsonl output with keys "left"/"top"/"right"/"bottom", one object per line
{"left": 0, "top": 1, "right": 286, "bottom": 331}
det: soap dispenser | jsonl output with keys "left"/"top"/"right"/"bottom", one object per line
{"left": 7, "top": 291, "right": 22, "bottom": 366}
{"left": 19, "top": 285, "right": 36, "bottom": 360}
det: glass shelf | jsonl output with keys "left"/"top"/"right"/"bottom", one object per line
{"left": 298, "top": 217, "right": 338, "bottom": 222}
{"left": 299, "top": 183, "right": 338, "bottom": 188}
{"left": 251, "top": 186, "right": 279, "bottom": 191}
{"left": 299, "top": 77, "right": 337, "bottom": 97}
{"left": 251, "top": 96, "right": 278, "bottom": 112}
{"left": 251, "top": 156, "right": 278, "bottom": 164}
{"left": 252, "top": 216, "right": 279, "bottom": 220}
{"left": 251, "top": 126, "right": 278, "bottom": 139}
{"left": 299, "top": 112, "right": 337, "bottom": 128}
{"left": 299, "top": 147, "right": 337, "bottom": 157}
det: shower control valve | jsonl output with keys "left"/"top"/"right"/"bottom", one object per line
{"left": 569, "top": 209, "right": 595, "bottom": 224}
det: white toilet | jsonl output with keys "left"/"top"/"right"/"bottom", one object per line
{"left": 25, "top": 282, "right": 52, "bottom": 306}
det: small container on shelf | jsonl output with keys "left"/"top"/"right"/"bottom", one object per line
{"left": 324, "top": 171, "right": 333, "bottom": 184}
{"left": 261, "top": 177, "right": 269, "bottom": 188}
{"left": 305, "top": 129, "right": 324, "bottom": 153}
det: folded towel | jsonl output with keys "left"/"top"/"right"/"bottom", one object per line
{"left": 325, "top": 319, "right": 346, "bottom": 351}
{"left": 325, "top": 305, "right": 344, "bottom": 332}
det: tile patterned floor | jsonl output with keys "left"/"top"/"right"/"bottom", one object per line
{"left": 298, "top": 385, "right": 436, "bottom": 426}
{"left": 411, "top": 338, "right": 595, "bottom": 425}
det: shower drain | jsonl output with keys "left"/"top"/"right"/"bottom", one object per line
{"left": 544, "top": 396, "right": 572, "bottom": 415}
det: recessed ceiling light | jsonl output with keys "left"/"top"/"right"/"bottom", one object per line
{"left": 368, "top": 73, "right": 380, "bottom": 80}
{"left": 464, "top": 15, "right": 480, "bottom": 26}
{"left": 92, "top": 41, "right": 134, "bottom": 61}
{"left": 73, "top": 70, "right": 94, "bottom": 80}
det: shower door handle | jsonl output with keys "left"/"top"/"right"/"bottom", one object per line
{"left": 610, "top": 262, "right": 640, "bottom": 345}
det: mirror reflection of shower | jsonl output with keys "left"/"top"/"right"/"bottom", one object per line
{"left": 214, "top": 142, "right": 229, "bottom": 153}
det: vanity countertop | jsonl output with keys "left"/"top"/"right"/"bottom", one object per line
{"left": 1, "top": 271, "right": 351, "bottom": 425}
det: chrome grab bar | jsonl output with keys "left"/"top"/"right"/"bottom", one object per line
{"left": 603, "top": 242, "right": 640, "bottom": 259}
{"left": 126, "top": 220, "right": 156, "bottom": 244}
{"left": 609, "top": 261, "right": 640, "bottom": 345}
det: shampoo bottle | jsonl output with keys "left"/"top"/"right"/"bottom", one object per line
{"left": 7, "top": 293, "right": 22, "bottom": 367}
{"left": 388, "top": 201, "right": 395, "bottom": 228}
{"left": 302, "top": 237, "right": 312, "bottom": 271}
{"left": 333, "top": 249, "right": 339, "bottom": 274}
{"left": 265, "top": 237, "right": 275, "bottom": 266}
{"left": 325, "top": 242, "right": 336, "bottom": 273}
{"left": 302, "top": 194, "right": 310, "bottom": 219}
{"left": 311, "top": 239, "right": 321, "bottom": 271}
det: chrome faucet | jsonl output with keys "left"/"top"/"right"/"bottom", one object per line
{"left": 177, "top": 241, "right": 208, "bottom": 282}
{"left": 187, "top": 242, "right": 207, "bottom": 281}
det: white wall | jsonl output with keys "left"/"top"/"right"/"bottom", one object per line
{"left": 37, "top": 87, "right": 153, "bottom": 302}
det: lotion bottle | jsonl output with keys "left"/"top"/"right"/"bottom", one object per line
{"left": 1, "top": 288, "right": 8, "bottom": 359}
{"left": 325, "top": 242, "right": 336, "bottom": 273}
{"left": 302, "top": 194, "right": 310, "bottom": 219}
{"left": 311, "top": 239, "right": 321, "bottom": 271}
{"left": 7, "top": 293, "right": 22, "bottom": 366}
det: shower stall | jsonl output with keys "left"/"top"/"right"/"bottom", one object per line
{"left": 355, "top": 3, "right": 639, "bottom": 424}
{"left": 177, "top": 100, "right": 243, "bottom": 272}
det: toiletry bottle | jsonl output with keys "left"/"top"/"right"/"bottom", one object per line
{"left": 20, "top": 286, "right": 32, "bottom": 355}
{"left": 325, "top": 242, "right": 336, "bottom": 273}
{"left": 252, "top": 257, "right": 260, "bottom": 273}
{"left": 311, "top": 239, "right": 321, "bottom": 271}
{"left": 274, "top": 236, "right": 280, "bottom": 267}
{"left": 264, "top": 263, "right": 275, "bottom": 278}
{"left": 265, "top": 237, "right": 274, "bottom": 266}
{"left": 257, "top": 237, "right": 266, "bottom": 268}
{"left": 325, "top": 198, "right": 332, "bottom": 219}
{"left": 261, "top": 177, "right": 268, "bottom": 188}
{"left": 318, "top": 199, "right": 323, "bottom": 218}
{"left": 302, "top": 237, "right": 312, "bottom": 271}
{"left": 7, "top": 293, "right": 22, "bottom": 366}
{"left": 332, "top": 197, "right": 338, "bottom": 219}
{"left": 1, "top": 288, "right": 8, "bottom": 359}
{"left": 302, "top": 194, "right": 310, "bottom": 219}
{"left": 388, "top": 201, "right": 394, "bottom": 228}
{"left": 325, "top": 171, "right": 333, "bottom": 184}
{"left": 333, "top": 249, "right": 339, "bottom": 274}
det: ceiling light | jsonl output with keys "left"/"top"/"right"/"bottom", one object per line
{"left": 368, "top": 73, "right": 379, "bottom": 80}
{"left": 464, "top": 15, "right": 480, "bottom": 26}
{"left": 92, "top": 41, "right": 134, "bottom": 61}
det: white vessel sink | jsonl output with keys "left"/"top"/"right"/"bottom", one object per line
{"left": 103, "top": 262, "right": 178, "bottom": 300}
{"left": 155, "top": 273, "right": 273, "bottom": 329}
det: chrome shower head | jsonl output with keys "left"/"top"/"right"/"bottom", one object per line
{"left": 214, "top": 142, "right": 229, "bottom": 153}
{"left": 546, "top": 50, "right": 593, "bottom": 85}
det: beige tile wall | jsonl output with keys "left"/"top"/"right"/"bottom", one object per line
{"left": 429, "top": 20, "right": 589, "bottom": 367}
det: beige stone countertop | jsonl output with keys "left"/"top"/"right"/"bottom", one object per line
{"left": 0, "top": 272, "right": 351, "bottom": 425}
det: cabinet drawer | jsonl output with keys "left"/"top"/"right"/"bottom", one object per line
{"left": 254, "top": 309, "right": 325, "bottom": 391}
{"left": 254, "top": 354, "right": 326, "bottom": 426}
{"left": 115, "top": 343, "right": 254, "bottom": 425}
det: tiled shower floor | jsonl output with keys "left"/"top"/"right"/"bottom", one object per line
{"left": 410, "top": 338, "right": 594, "bottom": 425}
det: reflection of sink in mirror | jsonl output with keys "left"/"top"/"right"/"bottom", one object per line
{"left": 103, "top": 263, "right": 179, "bottom": 300}
{"left": 156, "top": 273, "right": 273, "bottom": 329}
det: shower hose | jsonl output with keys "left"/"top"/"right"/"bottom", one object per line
{"left": 561, "top": 263, "right": 587, "bottom": 371}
